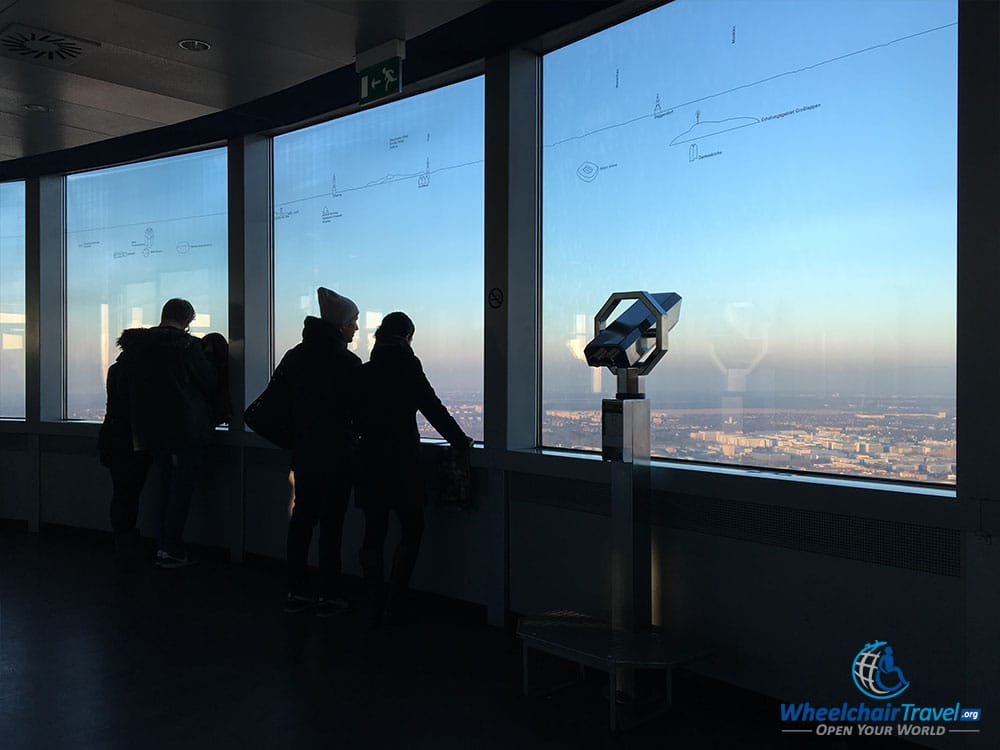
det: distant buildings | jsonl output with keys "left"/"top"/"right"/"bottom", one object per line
{"left": 543, "top": 399, "right": 956, "bottom": 484}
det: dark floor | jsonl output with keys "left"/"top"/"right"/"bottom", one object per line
{"left": 0, "top": 527, "right": 921, "bottom": 750}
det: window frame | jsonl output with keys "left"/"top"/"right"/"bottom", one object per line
{"left": 268, "top": 70, "right": 488, "bottom": 444}
{"left": 0, "top": 179, "right": 27, "bottom": 419}
{"left": 61, "top": 144, "right": 231, "bottom": 422}
{"left": 533, "top": 0, "right": 961, "bottom": 492}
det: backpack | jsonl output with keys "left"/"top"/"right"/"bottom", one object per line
{"left": 243, "top": 362, "right": 293, "bottom": 449}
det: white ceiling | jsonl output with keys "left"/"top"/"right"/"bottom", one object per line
{"left": 0, "top": 0, "right": 493, "bottom": 161}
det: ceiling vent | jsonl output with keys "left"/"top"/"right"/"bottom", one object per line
{"left": 0, "top": 24, "right": 98, "bottom": 63}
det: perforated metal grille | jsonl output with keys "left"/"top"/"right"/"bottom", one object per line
{"left": 658, "top": 494, "right": 961, "bottom": 577}
{"left": 511, "top": 473, "right": 960, "bottom": 577}
{"left": 510, "top": 473, "right": 611, "bottom": 516}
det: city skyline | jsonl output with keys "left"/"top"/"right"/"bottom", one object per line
{"left": 57, "top": 385, "right": 955, "bottom": 485}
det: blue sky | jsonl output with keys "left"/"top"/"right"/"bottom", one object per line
{"left": 273, "top": 77, "right": 485, "bottom": 392}
{"left": 64, "top": 149, "right": 229, "bottom": 415}
{"left": 0, "top": 181, "right": 26, "bottom": 417}
{"left": 10, "top": 0, "right": 958, "bottom": 417}
{"left": 0, "top": 181, "right": 24, "bottom": 310}
{"left": 542, "top": 0, "right": 957, "bottom": 401}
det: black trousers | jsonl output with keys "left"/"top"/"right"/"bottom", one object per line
{"left": 286, "top": 468, "right": 352, "bottom": 597}
{"left": 108, "top": 452, "right": 151, "bottom": 534}
{"left": 359, "top": 504, "right": 425, "bottom": 610}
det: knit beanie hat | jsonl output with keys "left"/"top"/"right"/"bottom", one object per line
{"left": 317, "top": 287, "right": 359, "bottom": 326}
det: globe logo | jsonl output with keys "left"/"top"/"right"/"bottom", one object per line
{"left": 852, "top": 640, "right": 910, "bottom": 700}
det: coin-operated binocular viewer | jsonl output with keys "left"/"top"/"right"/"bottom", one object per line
{"left": 517, "top": 292, "right": 700, "bottom": 729}
{"left": 585, "top": 291, "right": 681, "bottom": 634}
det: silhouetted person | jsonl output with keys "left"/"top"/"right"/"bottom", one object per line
{"left": 355, "top": 312, "right": 472, "bottom": 627}
{"left": 117, "top": 298, "right": 217, "bottom": 568}
{"left": 201, "top": 332, "right": 232, "bottom": 427}
{"left": 98, "top": 349, "right": 151, "bottom": 567}
{"left": 280, "top": 287, "right": 361, "bottom": 616}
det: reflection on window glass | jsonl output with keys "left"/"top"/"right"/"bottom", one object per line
{"left": 0, "top": 181, "right": 26, "bottom": 418}
{"left": 66, "top": 149, "right": 228, "bottom": 420}
{"left": 273, "top": 77, "right": 485, "bottom": 441}
{"left": 542, "top": 0, "right": 957, "bottom": 483}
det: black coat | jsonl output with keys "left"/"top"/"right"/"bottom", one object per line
{"left": 97, "top": 359, "right": 132, "bottom": 466}
{"left": 278, "top": 316, "right": 362, "bottom": 472}
{"left": 354, "top": 340, "right": 469, "bottom": 510}
{"left": 117, "top": 326, "right": 217, "bottom": 452}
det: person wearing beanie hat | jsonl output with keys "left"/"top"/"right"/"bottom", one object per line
{"left": 353, "top": 311, "right": 472, "bottom": 627}
{"left": 318, "top": 287, "right": 359, "bottom": 328}
{"left": 273, "top": 288, "right": 361, "bottom": 616}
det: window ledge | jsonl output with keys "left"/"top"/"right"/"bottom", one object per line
{"left": 653, "top": 458, "right": 956, "bottom": 499}
{"left": 525, "top": 445, "right": 953, "bottom": 497}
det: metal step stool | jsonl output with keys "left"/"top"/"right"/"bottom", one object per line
{"left": 517, "top": 611, "right": 712, "bottom": 731}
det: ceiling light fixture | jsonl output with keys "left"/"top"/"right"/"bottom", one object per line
{"left": 177, "top": 39, "right": 211, "bottom": 52}
{"left": 23, "top": 103, "right": 51, "bottom": 112}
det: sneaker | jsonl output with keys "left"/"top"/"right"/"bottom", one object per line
{"left": 154, "top": 549, "right": 194, "bottom": 569}
{"left": 315, "top": 595, "right": 350, "bottom": 618}
{"left": 283, "top": 593, "right": 315, "bottom": 614}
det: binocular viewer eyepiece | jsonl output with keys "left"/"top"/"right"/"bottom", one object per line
{"left": 584, "top": 291, "right": 682, "bottom": 375}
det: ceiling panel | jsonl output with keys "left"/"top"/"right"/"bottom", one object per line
{"left": 0, "top": 0, "right": 491, "bottom": 161}
{"left": 309, "top": 0, "right": 493, "bottom": 49}
{"left": 119, "top": 0, "right": 359, "bottom": 62}
{"left": 0, "top": 86, "right": 165, "bottom": 135}
{"left": 0, "top": 54, "right": 218, "bottom": 119}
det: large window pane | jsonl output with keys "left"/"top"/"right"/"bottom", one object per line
{"left": 66, "top": 149, "right": 228, "bottom": 420}
{"left": 274, "top": 78, "right": 484, "bottom": 441}
{"left": 0, "top": 181, "right": 25, "bottom": 418}
{"left": 542, "top": 0, "right": 957, "bottom": 484}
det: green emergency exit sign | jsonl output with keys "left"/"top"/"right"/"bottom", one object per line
{"left": 359, "top": 57, "right": 402, "bottom": 105}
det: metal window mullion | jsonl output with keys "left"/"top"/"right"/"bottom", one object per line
{"left": 24, "top": 175, "right": 65, "bottom": 425}
{"left": 229, "top": 135, "right": 273, "bottom": 415}
{"left": 956, "top": 0, "right": 1000, "bottom": 503}
{"left": 227, "top": 135, "right": 272, "bottom": 562}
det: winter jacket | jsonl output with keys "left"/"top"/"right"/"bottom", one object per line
{"left": 97, "top": 359, "right": 133, "bottom": 467}
{"left": 278, "top": 316, "right": 362, "bottom": 472}
{"left": 117, "top": 326, "right": 217, "bottom": 452}
{"left": 354, "top": 339, "right": 469, "bottom": 510}
{"left": 201, "top": 335, "right": 232, "bottom": 427}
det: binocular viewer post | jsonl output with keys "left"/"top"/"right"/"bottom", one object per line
{"left": 516, "top": 292, "right": 698, "bottom": 722}
{"left": 586, "top": 292, "right": 681, "bottom": 700}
